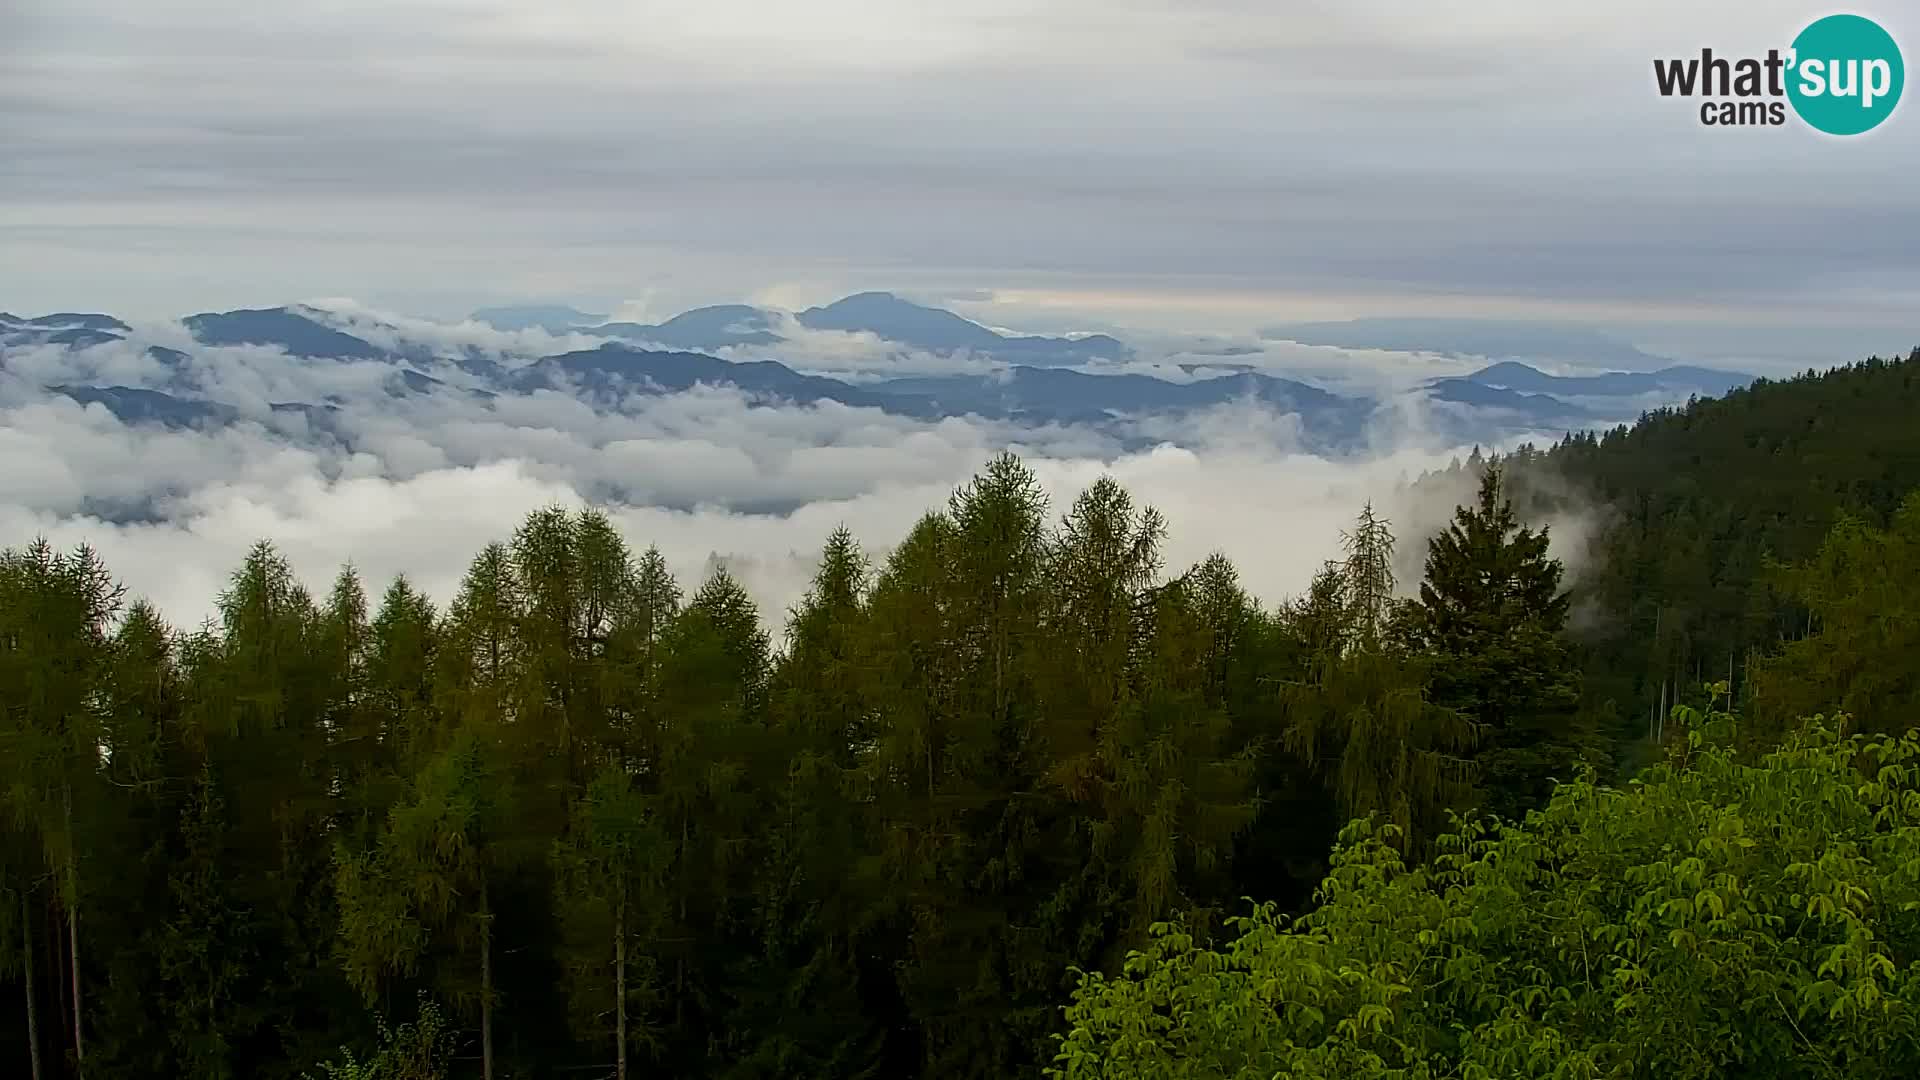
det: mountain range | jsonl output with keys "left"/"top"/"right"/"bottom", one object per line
{"left": 1435, "top": 359, "right": 1754, "bottom": 399}
{"left": 478, "top": 292, "right": 1128, "bottom": 364}
{"left": 3, "top": 298, "right": 1759, "bottom": 454}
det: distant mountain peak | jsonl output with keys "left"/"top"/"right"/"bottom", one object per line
{"left": 183, "top": 306, "right": 387, "bottom": 360}
{"left": 812, "top": 290, "right": 921, "bottom": 310}
{"left": 799, "top": 292, "right": 996, "bottom": 342}
{"left": 28, "top": 312, "right": 132, "bottom": 332}
{"left": 593, "top": 304, "right": 784, "bottom": 350}
{"left": 796, "top": 292, "right": 1127, "bottom": 363}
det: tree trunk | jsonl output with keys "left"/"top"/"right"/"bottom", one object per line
{"left": 64, "top": 786, "right": 83, "bottom": 1078}
{"left": 615, "top": 893, "right": 627, "bottom": 1080}
{"left": 50, "top": 897, "right": 67, "bottom": 1050}
{"left": 21, "top": 890, "right": 41, "bottom": 1080}
{"left": 481, "top": 905, "right": 494, "bottom": 1080}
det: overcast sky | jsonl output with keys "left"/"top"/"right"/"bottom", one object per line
{"left": 3, "top": 0, "right": 1917, "bottom": 360}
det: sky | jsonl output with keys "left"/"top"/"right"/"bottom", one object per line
{"left": 1, "top": 1, "right": 1915, "bottom": 631}
{"left": 3, "top": 0, "right": 1918, "bottom": 365}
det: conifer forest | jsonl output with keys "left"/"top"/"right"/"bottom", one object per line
{"left": 6, "top": 351, "right": 1920, "bottom": 1079}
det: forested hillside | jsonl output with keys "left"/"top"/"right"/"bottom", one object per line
{"left": 3, "top": 351, "right": 1918, "bottom": 1079}
{"left": 1440, "top": 348, "right": 1920, "bottom": 767}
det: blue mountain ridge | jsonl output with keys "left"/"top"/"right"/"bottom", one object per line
{"left": 183, "top": 307, "right": 387, "bottom": 360}
{"left": 50, "top": 386, "right": 344, "bottom": 430}
{"left": 28, "top": 313, "right": 131, "bottom": 332}
{"left": 794, "top": 292, "right": 1128, "bottom": 363}
{"left": 511, "top": 344, "right": 1374, "bottom": 436}
{"left": 4, "top": 301, "right": 1759, "bottom": 454}
{"left": 592, "top": 305, "right": 784, "bottom": 349}
{"left": 557, "top": 292, "right": 1127, "bottom": 364}
{"left": 1425, "top": 379, "right": 1592, "bottom": 420}
{"left": 1456, "top": 360, "right": 1753, "bottom": 399}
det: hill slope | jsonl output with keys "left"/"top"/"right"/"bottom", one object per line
{"left": 1437, "top": 348, "right": 1920, "bottom": 756}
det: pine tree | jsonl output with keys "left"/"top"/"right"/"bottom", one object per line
{"left": 1401, "top": 466, "right": 1583, "bottom": 820}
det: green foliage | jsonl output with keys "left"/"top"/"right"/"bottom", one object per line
{"left": 335, "top": 728, "right": 511, "bottom": 1009}
{"left": 1749, "top": 492, "right": 1920, "bottom": 739}
{"left": 8, "top": 369, "right": 1920, "bottom": 1080}
{"left": 551, "top": 764, "right": 669, "bottom": 1058}
{"left": 1051, "top": 701, "right": 1920, "bottom": 1079}
{"left": 1278, "top": 507, "right": 1476, "bottom": 848}
{"left": 1403, "top": 465, "right": 1588, "bottom": 819}
{"left": 304, "top": 995, "right": 458, "bottom": 1080}
{"left": 1474, "top": 349, "right": 1920, "bottom": 764}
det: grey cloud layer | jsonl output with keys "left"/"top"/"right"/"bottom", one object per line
{"left": 0, "top": 366, "right": 1495, "bottom": 642}
{"left": 4, "top": 0, "right": 1916, "bottom": 326}
{"left": 1, "top": 311, "right": 1584, "bottom": 641}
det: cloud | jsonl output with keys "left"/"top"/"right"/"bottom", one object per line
{"left": 2, "top": 317, "right": 1533, "bottom": 641}
{"left": 301, "top": 301, "right": 617, "bottom": 365}
{"left": 1378, "top": 452, "right": 1607, "bottom": 598}
{"left": 3, "top": 0, "right": 1915, "bottom": 347}
{"left": 1, "top": 419, "right": 1487, "bottom": 645}
{"left": 712, "top": 315, "right": 1007, "bottom": 380}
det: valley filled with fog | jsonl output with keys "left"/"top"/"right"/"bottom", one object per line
{"left": 1, "top": 293, "right": 1748, "bottom": 631}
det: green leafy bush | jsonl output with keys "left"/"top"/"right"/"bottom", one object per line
{"left": 305, "top": 996, "right": 458, "bottom": 1080}
{"left": 1051, "top": 698, "right": 1920, "bottom": 1078}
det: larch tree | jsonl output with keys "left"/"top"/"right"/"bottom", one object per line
{"left": 1280, "top": 508, "right": 1475, "bottom": 850}
{"left": 727, "top": 527, "right": 886, "bottom": 1079}
{"left": 0, "top": 540, "right": 123, "bottom": 1079}
{"left": 334, "top": 727, "right": 513, "bottom": 1080}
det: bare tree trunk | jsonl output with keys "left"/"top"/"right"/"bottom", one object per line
{"left": 64, "top": 786, "right": 83, "bottom": 1078}
{"left": 21, "top": 890, "right": 42, "bottom": 1080}
{"left": 481, "top": 906, "right": 494, "bottom": 1080}
{"left": 1658, "top": 680, "right": 1670, "bottom": 743}
{"left": 50, "top": 897, "right": 67, "bottom": 1050}
{"left": 615, "top": 893, "right": 627, "bottom": 1080}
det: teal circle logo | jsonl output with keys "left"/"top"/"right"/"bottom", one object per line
{"left": 1787, "top": 14, "right": 1904, "bottom": 135}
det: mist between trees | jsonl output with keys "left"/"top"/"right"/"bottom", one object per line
{"left": 5, "top": 355, "right": 1920, "bottom": 1079}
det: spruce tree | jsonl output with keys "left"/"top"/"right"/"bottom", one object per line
{"left": 1401, "top": 466, "right": 1583, "bottom": 820}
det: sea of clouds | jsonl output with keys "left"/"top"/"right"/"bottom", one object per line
{"left": 0, "top": 304, "right": 1606, "bottom": 643}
